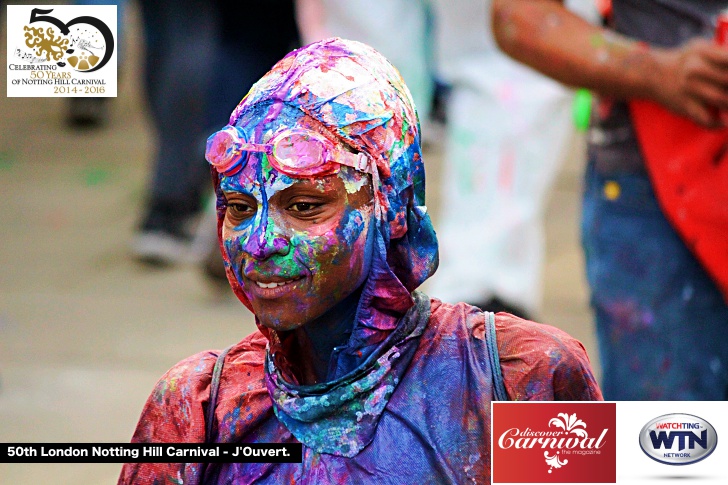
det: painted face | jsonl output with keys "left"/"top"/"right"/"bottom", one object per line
{"left": 220, "top": 134, "right": 375, "bottom": 332}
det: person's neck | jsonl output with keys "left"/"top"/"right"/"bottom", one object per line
{"left": 289, "top": 287, "right": 362, "bottom": 385}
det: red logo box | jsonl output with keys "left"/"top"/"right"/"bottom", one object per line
{"left": 492, "top": 402, "right": 616, "bottom": 483}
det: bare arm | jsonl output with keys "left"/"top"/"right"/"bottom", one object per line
{"left": 492, "top": 0, "right": 728, "bottom": 127}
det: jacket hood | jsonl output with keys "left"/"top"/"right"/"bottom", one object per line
{"left": 210, "top": 37, "right": 438, "bottom": 365}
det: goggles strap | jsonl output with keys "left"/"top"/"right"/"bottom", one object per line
{"left": 355, "top": 152, "right": 370, "bottom": 173}
{"left": 371, "top": 164, "right": 384, "bottom": 222}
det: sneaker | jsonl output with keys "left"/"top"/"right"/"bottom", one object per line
{"left": 131, "top": 202, "right": 201, "bottom": 266}
{"left": 131, "top": 230, "right": 196, "bottom": 266}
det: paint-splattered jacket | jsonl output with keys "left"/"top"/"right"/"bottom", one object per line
{"left": 119, "top": 297, "right": 602, "bottom": 485}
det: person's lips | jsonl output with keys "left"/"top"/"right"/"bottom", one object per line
{"left": 254, "top": 277, "right": 303, "bottom": 289}
{"left": 243, "top": 272, "right": 306, "bottom": 299}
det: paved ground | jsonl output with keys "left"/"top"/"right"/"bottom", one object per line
{"left": 0, "top": 4, "right": 597, "bottom": 483}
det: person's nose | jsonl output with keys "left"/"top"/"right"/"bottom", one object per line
{"left": 242, "top": 213, "right": 290, "bottom": 260}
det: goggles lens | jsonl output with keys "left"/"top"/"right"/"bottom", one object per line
{"left": 272, "top": 132, "right": 327, "bottom": 173}
{"left": 205, "top": 127, "right": 246, "bottom": 175}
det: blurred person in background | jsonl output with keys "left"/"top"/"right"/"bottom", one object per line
{"left": 296, "top": 0, "right": 598, "bottom": 319}
{"left": 131, "top": 0, "right": 299, "bottom": 266}
{"left": 493, "top": 0, "right": 728, "bottom": 400}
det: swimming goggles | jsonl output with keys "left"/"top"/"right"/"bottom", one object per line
{"left": 205, "top": 125, "right": 374, "bottom": 178}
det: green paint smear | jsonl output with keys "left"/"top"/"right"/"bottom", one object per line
{"left": 573, "top": 89, "right": 592, "bottom": 132}
{"left": 81, "top": 166, "right": 111, "bottom": 186}
{"left": 589, "top": 33, "right": 606, "bottom": 48}
{"left": 453, "top": 128, "right": 477, "bottom": 147}
{"left": 0, "top": 152, "right": 15, "bottom": 171}
{"left": 452, "top": 127, "right": 476, "bottom": 192}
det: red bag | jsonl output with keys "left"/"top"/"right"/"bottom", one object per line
{"left": 629, "top": 99, "right": 728, "bottom": 302}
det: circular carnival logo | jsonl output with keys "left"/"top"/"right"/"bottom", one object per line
{"left": 639, "top": 413, "right": 718, "bottom": 466}
{"left": 22, "top": 8, "right": 114, "bottom": 73}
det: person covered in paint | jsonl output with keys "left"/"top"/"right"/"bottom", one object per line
{"left": 119, "top": 38, "right": 602, "bottom": 484}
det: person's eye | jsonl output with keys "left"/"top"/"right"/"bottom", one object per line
{"left": 290, "top": 202, "right": 318, "bottom": 212}
{"left": 226, "top": 201, "right": 256, "bottom": 224}
{"left": 287, "top": 200, "right": 325, "bottom": 218}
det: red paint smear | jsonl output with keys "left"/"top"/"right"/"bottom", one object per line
{"left": 498, "top": 146, "right": 515, "bottom": 192}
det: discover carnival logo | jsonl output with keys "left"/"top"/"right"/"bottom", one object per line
{"left": 639, "top": 413, "right": 718, "bottom": 466}
{"left": 6, "top": 5, "right": 117, "bottom": 97}
{"left": 492, "top": 402, "right": 616, "bottom": 483}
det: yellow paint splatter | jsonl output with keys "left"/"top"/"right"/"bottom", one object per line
{"left": 603, "top": 181, "right": 621, "bottom": 200}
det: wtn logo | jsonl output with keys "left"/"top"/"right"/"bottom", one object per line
{"left": 639, "top": 414, "right": 718, "bottom": 465}
{"left": 649, "top": 429, "right": 707, "bottom": 451}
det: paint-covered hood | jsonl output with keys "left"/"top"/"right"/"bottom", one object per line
{"left": 212, "top": 38, "right": 438, "bottom": 365}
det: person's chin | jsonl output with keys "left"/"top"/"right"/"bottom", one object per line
{"left": 246, "top": 290, "right": 309, "bottom": 331}
{"left": 256, "top": 312, "right": 306, "bottom": 333}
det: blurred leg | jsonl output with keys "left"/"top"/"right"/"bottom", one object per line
{"left": 582, "top": 164, "right": 728, "bottom": 400}
{"left": 427, "top": 0, "right": 573, "bottom": 316}
{"left": 133, "top": 0, "right": 219, "bottom": 264}
{"left": 142, "top": 0, "right": 218, "bottom": 219}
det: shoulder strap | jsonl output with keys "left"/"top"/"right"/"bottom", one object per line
{"left": 485, "top": 311, "right": 509, "bottom": 401}
{"left": 205, "top": 345, "right": 234, "bottom": 444}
